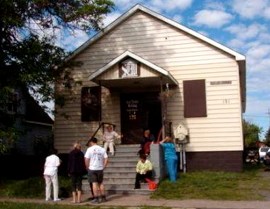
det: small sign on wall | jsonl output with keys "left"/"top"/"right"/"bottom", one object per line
{"left": 119, "top": 58, "right": 140, "bottom": 78}
{"left": 210, "top": 81, "right": 232, "bottom": 85}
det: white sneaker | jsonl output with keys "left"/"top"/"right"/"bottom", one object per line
{"left": 54, "top": 198, "right": 61, "bottom": 202}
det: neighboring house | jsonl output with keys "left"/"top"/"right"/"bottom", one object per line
{"left": 0, "top": 87, "right": 53, "bottom": 155}
{"left": 55, "top": 5, "right": 246, "bottom": 172}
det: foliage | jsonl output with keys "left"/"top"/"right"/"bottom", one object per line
{"left": 0, "top": 128, "right": 20, "bottom": 154}
{"left": 243, "top": 119, "right": 262, "bottom": 148}
{"left": 0, "top": 0, "right": 114, "bottom": 153}
{"left": 264, "top": 127, "right": 270, "bottom": 146}
{"left": 0, "top": 176, "right": 70, "bottom": 198}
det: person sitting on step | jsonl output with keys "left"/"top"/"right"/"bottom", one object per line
{"left": 134, "top": 154, "right": 153, "bottom": 189}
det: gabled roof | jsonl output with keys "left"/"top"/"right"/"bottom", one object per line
{"left": 89, "top": 50, "right": 178, "bottom": 85}
{"left": 24, "top": 89, "right": 53, "bottom": 126}
{"left": 69, "top": 4, "right": 245, "bottom": 62}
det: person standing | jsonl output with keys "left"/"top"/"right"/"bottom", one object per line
{"left": 103, "top": 125, "right": 121, "bottom": 156}
{"left": 85, "top": 137, "right": 108, "bottom": 204}
{"left": 140, "top": 129, "right": 155, "bottom": 155}
{"left": 43, "top": 148, "right": 61, "bottom": 201}
{"left": 160, "top": 136, "right": 178, "bottom": 182}
{"left": 134, "top": 154, "right": 153, "bottom": 189}
{"left": 68, "top": 142, "right": 86, "bottom": 203}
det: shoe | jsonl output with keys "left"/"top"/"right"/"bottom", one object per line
{"left": 100, "top": 197, "right": 107, "bottom": 202}
{"left": 45, "top": 198, "right": 51, "bottom": 201}
{"left": 91, "top": 198, "right": 100, "bottom": 204}
{"left": 54, "top": 198, "right": 61, "bottom": 202}
{"left": 134, "top": 187, "right": 140, "bottom": 189}
{"left": 87, "top": 197, "right": 95, "bottom": 201}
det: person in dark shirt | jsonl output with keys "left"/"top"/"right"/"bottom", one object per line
{"left": 68, "top": 142, "right": 86, "bottom": 203}
{"left": 140, "top": 129, "right": 155, "bottom": 155}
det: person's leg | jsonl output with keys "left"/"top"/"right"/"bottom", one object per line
{"left": 109, "top": 141, "right": 114, "bottom": 155}
{"left": 166, "top": 159, "right": 176, "bottom": 182}
{"left": 77, "top": 175, "right": 83, "bottom": 203}
{"left": 77, "top": 190, "right": 82, "bottom": 203}
{"left": 145, "top": 170, "right": 153, "bottom": 180}
{"left": 89, "top": 170, "right": 101, "bottom": 203}
{"left": 98, "top": 170, "right": 107, "bottom": 201}
{"left": 88, "top": 171, "right": 95, "bottom": 200}
{"left": 134, "top": 172, "right": 141, "bottom": 189}
{"left": 89, "top": 183, "right": 94, "bottom": 199}
{"left": 103, "top": 142, "right": 109, "bottom": 153}
{"left": 173, "top": 158, "right": 178, "bottom": 180}
{"left": 44, "top": 175, "right": 52, "bottom": 201}
{"left": 91, "top": 182, "right": 100, "bottom": 202}
{"left": 71, "top": 175, "right": 77, "bottom": 203}
{"left": 51, "top": 174, "right": 60, "bottom": 200}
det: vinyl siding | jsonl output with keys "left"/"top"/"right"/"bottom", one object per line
{"left": 54, "top": 11, "right": 243, "bottom": 153}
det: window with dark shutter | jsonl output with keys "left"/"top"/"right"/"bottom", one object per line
{"left": 81, "top": 86, "right": 101, "bottom": 122}
{"left": 183, "top": 79, "right": 207, "bottom": 118}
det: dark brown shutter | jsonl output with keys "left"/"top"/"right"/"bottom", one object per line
{"left": 81, "top": 86, "right": 101, "bottom": 121}
{"left": 183, "top": 79, "right": 207, "bottom": 118}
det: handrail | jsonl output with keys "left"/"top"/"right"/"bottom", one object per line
{"left": 86, "top": 122, "right": 116, "bottom": 146}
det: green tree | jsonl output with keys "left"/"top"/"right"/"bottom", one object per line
{"left": 243, "top": 119, "right": 262, "bottom": 148}
{"left": 0, "top": 0, "right": 114, "bottom": 153}
{"left": 264, "top": 127, "right": 270, "bottom": 146}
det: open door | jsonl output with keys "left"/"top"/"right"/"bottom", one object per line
{"left": 120, "top": 92, "right": 161, "bottom": 144}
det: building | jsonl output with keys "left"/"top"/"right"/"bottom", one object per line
{"left": 55, "top": 4, "right": 246, "bottom": 172}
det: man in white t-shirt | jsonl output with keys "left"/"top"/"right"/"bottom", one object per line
{"left": 85, "top": 137, "right": 108, "bottom": 204}
{"left": 43, "top": 148, "right": 61, "bottom": 201}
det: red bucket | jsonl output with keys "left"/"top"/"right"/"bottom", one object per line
{"left": 145, "top": 178, "right": 157, "bottom": 191}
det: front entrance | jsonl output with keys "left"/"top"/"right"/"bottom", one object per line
{"left": 120, "top": 92, "right": 162, "bottom": 144}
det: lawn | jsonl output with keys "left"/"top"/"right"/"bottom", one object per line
{"left": 152, "top": 164, "right": 270, "bottom": 200}
{"left": 1, "top": 163, "right": 270, "bottom": 203}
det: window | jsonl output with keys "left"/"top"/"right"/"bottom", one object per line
{"left": 183, "top": 79, "right": 207, "bottom": 118}
{"left": 81, "top": 87, "right": 101, "bottom": 122}
{"left": 7, "top": 92, "right": 18, "bottom": 114}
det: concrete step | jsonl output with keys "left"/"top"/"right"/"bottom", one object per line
{"left": 104, "top": 171, "right": 136, "bottom": 178}
{"left": 82, "top": 144, "right": 156, "bottom": 195}
{"left": 82, "top": 180, "right": 152, "bottom": 193}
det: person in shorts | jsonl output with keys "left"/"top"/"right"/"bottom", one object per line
{"left": 84, "top": 137, "right": 108, "bottom": 203}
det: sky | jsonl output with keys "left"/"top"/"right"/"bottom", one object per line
{"left": 54, "top": 0, "right": 270, "bottom": 138}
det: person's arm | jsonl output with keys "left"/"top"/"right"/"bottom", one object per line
{"left": 147, "top": 161, "right": 153, "bottom": 171}
{"left": 103, "top": 157, "right": 108, "bottom": 168}
{"left": 136, "top": 161, "right": 141, "bottom": 173}
{"left": 85, "top": 157, "right": 90, "bottom": 169}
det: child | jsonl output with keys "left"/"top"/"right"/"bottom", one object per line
{"left": 103, "top": 125, "right": 121, "bottom": 156}
{"left": 134, "top": 154, "right": 153, "bottom": 189}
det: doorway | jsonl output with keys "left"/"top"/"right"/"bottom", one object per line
{"left": 120, "top": 92, "right": 162, "bottom": 144}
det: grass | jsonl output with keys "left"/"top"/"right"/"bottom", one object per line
{"left": 0, "top": 176, "right": 71, "bottom": 198}
{"left": 0, "top": 202, "right": 161, "bottom": 209}
{"left": 1, "top": 164, "right": 270, "bottom": 202}
{"left": 152, "top": 164, "right": 270, "bottom": 200}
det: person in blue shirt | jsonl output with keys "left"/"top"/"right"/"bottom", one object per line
{"left": 160, "top": 136, "right": 178, "bottom": 182}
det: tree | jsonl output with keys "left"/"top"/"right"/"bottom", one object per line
{"left": 243, "top": 119, "right": 262, "bottom": 148}
{"left": 0, "top": 0, "right": 114, "bottom": 153}
{"left": 264, "top": 127, "right": 270, "bottom": 146}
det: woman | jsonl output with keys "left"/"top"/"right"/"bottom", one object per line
{"left": 68, "top": 142, "right": 86, "bottom": 203}
{"left": 160, "top": 136, "right": 178, "bottom": 182}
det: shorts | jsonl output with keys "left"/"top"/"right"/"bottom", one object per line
{"left": 88, "top": 170, "right": 104, "bottom": 184}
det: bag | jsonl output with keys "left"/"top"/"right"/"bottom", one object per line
{"left": 145, "top": 178, "right": 157, "bottom": 191}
